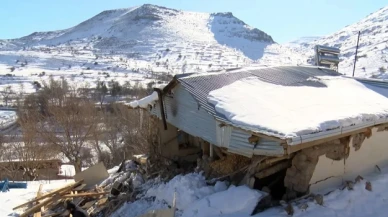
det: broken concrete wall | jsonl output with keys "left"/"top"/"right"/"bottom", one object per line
{"left": 310, "top": 128, "right": 388, "bottom": 193}
{"left": 284, "top": 137, "right": 350, "bottom": 198}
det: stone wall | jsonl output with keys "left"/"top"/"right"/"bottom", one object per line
{"left": 283, "top": 137, "right": 351, "bottom": 199}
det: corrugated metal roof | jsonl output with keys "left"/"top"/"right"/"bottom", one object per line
{"left": 173, "top": 66, "right": 340, "bottom": 138}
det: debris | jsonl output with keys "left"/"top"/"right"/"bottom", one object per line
{"left": 355, "top": 175, "right": 364, "bottom": 183}
{"left": 365, "top": 181, "right": 372, "bottom": 191}
{"left": 74, "top": 162, "right": 110, "bottom": 189}
{"left": 285, "top": 203, "right": 294, "bottom": 215}
{"left": 13, "top": 163, "right": 116, "bottom": 217}
{"left": 314, "top": 194, "right": 324, "bottom": 205}
{"left": 345, "top": 181, "right": 354, "bottom": 190}
{"left": 208, "top": 154, "right": 251, "bottom": 177}
{"left": 375, "top": 165, "right": 381, "bottom": 173}
{"left": 299, "top": 203, "right": 308, "bottom": 211}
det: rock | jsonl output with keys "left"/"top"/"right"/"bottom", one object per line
{"left": 365, "top": 181, "right": 372, "bottom": 191}
{"left": 345, "top": 181, "right": 354, "bottom": 190}
{"left": 314, "top": 194, "right": 324, "bottom": 205}
{"left": 285, "top": 203, "right": 294, "bottom": 216}
{"left": 299, "top": 203, "right": 308, "bottom": 211}
{"left": 355, "top": 175, "right": 364, "bottom": 183}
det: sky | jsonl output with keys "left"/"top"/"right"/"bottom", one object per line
{"left": 0, "top": 0, "right": 386, "bottom": 43}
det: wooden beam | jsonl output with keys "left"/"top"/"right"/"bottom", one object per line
{"left": 33, "top": 184, "right": 43, "bottom": 217}
{"left": 19, "top": 195, "right": 62, "bottom": 217}
{"left": 287, "top": 127, "right": 370, "bottom": 154}
{"left": 13, "top": 180, "right": 83, "bottom": 210}
{"left": 255, "top": 161, "right": 290, "bottom": 179}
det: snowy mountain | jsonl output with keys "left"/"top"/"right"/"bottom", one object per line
{"left": 1, "top": 3, "right": 388, "bottom": 98}
{"left": 313, "top": 6, "right": 388, "bottom": 77}
{"left": 0, "top": 4, "right": 276, "bottom": 96}
{"left": 4, "top": 4, "right": 274, "bottom": 62}
{"left": 255, "top": 6, "right": 388, "bottom": 78}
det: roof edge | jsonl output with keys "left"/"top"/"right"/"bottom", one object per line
{"left": 286, "top": 118, "right": 388, "bottom": 153}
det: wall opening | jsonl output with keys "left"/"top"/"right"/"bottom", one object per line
{"left": 254, "top": 168, "right": 287, "bottom": 200}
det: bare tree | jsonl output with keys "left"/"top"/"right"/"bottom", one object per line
{"left": 94, "top": 81, "right": 108, "bottom": 108}
{"left": 16, "top": 110, "right": 60, "bottom": 180}
{"left": 1, "top": 85, "right": 14, "bottom": 107}
{"left": 113, "top": 104, "right": 151, "bottom": 156}
{"left": 38, "top": 93, "right": 98, "bottom": 173}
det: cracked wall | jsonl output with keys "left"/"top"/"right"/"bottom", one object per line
{"left": 310, "top": 128, "right": 388, "bottom": 193}
{"left": 284, "top": 137, "right": 350, "bottom": 197}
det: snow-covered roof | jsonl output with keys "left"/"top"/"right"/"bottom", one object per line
{"left": 132, "top": 66, "right": 388, "bottom": 143}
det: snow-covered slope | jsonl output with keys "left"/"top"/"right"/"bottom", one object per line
{"left": 4, "top": 4, "right": 274, "bottom": 63}
{"left": 314, "top": 6, "right": 388, "bottom": 77}
{"left": 256, "top": 6, "right": 388, "bottom": 78}
{"left": 0, "top": 4, "right": 276, "bottom": 95}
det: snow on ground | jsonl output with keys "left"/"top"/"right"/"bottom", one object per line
{"left": 1, "top": 179, "right": 73, "bottom": 216}
{"left": 3, "top": 164, "right": 388, "bottom": 217}
{"left": 112, "top": 172, "right": 260, "bottom": 217}
{"left": 0, "top": 110, "right": 17, "bottom": 130}
{"left": 207, "top": 75, "right": 388, "bottom": 138}
{"left": 112, "top": 165, "right": 388, "bottom": 217}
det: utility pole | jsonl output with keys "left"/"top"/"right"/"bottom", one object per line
{"left": 352, "top": 31, "right": 361, "bottom": 77}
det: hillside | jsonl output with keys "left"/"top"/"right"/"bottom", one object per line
{"left": 0, "top": 4, "right": 388, "bottom": 98}
{"left": 0, "top": 4, "right": 277, "bottom": 96}
{"left": 314, "top": 6, "right": 388, "bottom": 77}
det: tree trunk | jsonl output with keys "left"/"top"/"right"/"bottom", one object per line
{"left": 73, "top": 159, "right": 82, "bottom": 174}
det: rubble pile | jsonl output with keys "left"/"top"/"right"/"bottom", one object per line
{"left": 12, "top": 180, "right": 110, "bottom": 217}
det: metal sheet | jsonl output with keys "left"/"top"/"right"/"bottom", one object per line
{"left": 153, "top": 84, "right": 218, "bottom": 145}
{"left": 216, "top": 120, "right": 232, "bottom": 148}
{"left": 228, "top": 128, "right": 284, "bottom": 157}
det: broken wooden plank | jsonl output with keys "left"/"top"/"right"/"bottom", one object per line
{"left": 97, "top": 198, "right": 108, "bottom": 206}
{"left": 72, "top": 183, "right": 87, "bottom": 192}
{"left": 255, "top": 161, "right": 291, "bottom": 179}
{"left": 13, "top": 180, "right": 84, "bottom": 210}
{"left": 33, "top": 184, "right": 44, "bottom": 217}
{"left": 19, "top": 194, "right": 63, "bottom": 217}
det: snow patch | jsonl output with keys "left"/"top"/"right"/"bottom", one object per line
{"left": 181, "top": 185, "right": 265, "bottom": 217}
{"left": 145, "top": 173, "right": 225, "bottom": 210}
{"left": 128, "top": 91, "right": 158, "bottom": 108}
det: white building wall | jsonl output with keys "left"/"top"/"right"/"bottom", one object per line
{"left": 310, "top": 128, "right": 388, "bottom": 193}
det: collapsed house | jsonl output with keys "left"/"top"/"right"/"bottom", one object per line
{"left": 128, "top": 66, "right": 388, "bottom": 200}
